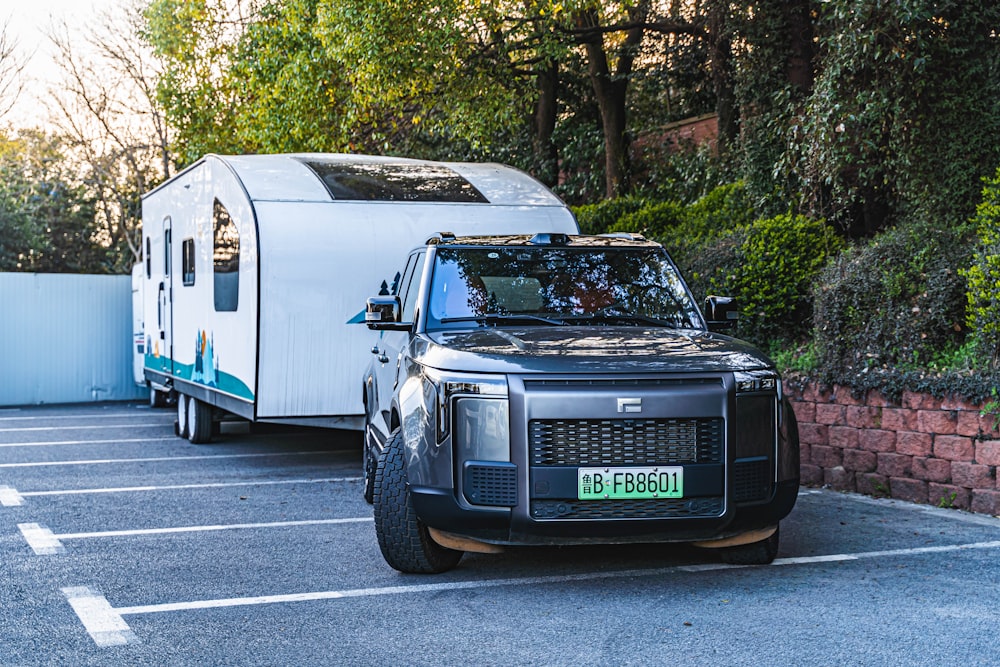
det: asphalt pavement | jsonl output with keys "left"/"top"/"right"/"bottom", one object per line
{"left": 1, "top": 402, "right": 998, "bottom": 666}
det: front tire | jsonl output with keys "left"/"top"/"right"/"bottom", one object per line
{"left": 362, "top": 421, "right": 377, "bottom": 504}
{"left": 187, "top": 396, "right": 213, "bottom": 444}
{"left": 719, "top": 525, "right": 780, "bottom": 565}
{"left": 373, "top": 429, "right": 462, "bottom": 573}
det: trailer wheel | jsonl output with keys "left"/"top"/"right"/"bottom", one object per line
{"left": 719, "top": 525, "right": 780, "bottom": 565}
{"left": 373, "top": 429, "right": 462, "bottom": 574}
{"left": 176, "top": 393, "right": 189, "bottom": 439}
{"left": 149, "top": 386, "right": 167, "bottom": 408}
{"left": 187, "top": 396, "right": 213, "bottom": 444}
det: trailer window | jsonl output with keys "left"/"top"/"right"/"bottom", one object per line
{"left": 182, "top": 238, "right": 195, "bottom": 286}
{"left": 213, "top": 199, "right": 239, "bottom": 311}
{"left": 145, "top": 237, "right": 151, "bottom": 278}
{"left": 296, "top": 159, "right": 488, "bottom": 203}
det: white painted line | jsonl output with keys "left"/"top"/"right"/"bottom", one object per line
{"left": 0, "top": 437, "right": 176, "bottom": 449}
{"left": 67, "top": 538, "right": 1000, "bottom": 646}
{"left": 0, "top": 485, "right": 24, "bottom": 506}
{"left": 0, "top": 450, "right": 339, "bottom": 469}
{"left": 0, "top": 424, "right": 174, "bottom": 433}
{"left": 63, "top": 587, "right": 137, "bottom": 647}
{"left": 18, "top": 523, "right": 65, "bottom": 555}
{"left": 0, "top": 412, "right": 166, "bottom": 422}
{"left": 14, "top": 476, "right": 360, "bottom": 502}
{"left": 55, "top": 517, "right": 372, "bottom": 541}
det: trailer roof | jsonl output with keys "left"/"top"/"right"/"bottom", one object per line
{"left": 206, "top": 153, "right": 565, "bottom": 206}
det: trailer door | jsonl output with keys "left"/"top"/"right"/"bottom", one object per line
{"left": 156, "top": 216, "right": 174, "bottom": 377}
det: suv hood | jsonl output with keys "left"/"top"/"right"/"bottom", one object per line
{"left": 416, "top": 326, "right": 772, "bottom": 374}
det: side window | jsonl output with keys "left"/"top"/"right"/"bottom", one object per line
{"left": 401, "top": 253, "right": 426, "bottom": 322}
{"left": 213, "top": 199, "right": 240, "bottom": 312}
{"left": 145, "top": 237, "right": 151, "bottom": 278}
{"left": 164, "top": 228, "right": 171, "bottom": 276}
{"left": 182, "top": 238, "right": 195, "bottom": 286}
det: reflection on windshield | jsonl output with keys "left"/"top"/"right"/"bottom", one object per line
{"left": 427, "top": 246, "right": 701, "bottom": 329}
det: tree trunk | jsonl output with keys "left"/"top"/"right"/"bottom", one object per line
{"left": 707, "top": 4, "right": 738, "bottom": 153}
{"left": 533, "top": 61, "right": 559, "bottom": 188}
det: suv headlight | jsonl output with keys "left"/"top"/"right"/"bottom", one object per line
{"left": 424, "top": 369, "right": 509, "bottom": 461}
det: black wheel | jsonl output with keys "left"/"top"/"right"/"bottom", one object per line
{"left": 187, "top": 396, "right": 213, "bottom": 444}
{"left": 176, "top": 393, "right": 189, "bottom": 439}
{"left": 719, "top": 526, "right": 780, "bottom": 565}
{"left": 149, "top": 385, "right": 168, "bottom": 408}
{"left": 362, "top": 426, "right": 376, "bottom": 505}
{"left": 373, "top": 429, "right": 462, "bottom": 573}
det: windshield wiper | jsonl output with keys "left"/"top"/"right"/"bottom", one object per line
{"left": 561, "top": 313, "right": 690, "bottom": 328}
{"left": 440, "top": 313, "right": 567, "bottom": 326}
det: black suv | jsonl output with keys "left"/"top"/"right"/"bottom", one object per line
{"left": 362, "top": 233, "right": 799, "bottom": 573}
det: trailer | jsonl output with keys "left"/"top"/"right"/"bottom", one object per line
{"left": 137, "top": 153, "right": 578, "bottom": 441}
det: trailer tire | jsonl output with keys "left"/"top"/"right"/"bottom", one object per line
{"left": 187, "top": 396, "right": 213, "bottom": 444}
{"left": 373, "top": 429, "right": 462, "bottom": 574}
{"left": 149, "top": 386, "right": 167, "bottom": 408}
{"left": 719, "top": 525, "right": 780, "bottom": 565}
{"left": 176, "top": 393, "right": 189, "bottom": 439}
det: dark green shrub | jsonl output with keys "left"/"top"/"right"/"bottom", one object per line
{"left": 608, "top": 200, "right": 686, "bottom": 238}
{"left": 572, "top": 196, "right": 649, "bottom": 235}
{"left": 813, "top": 221, "right": 973, "bottom": 374}
{"left": 730, "top": 214, "right": 844, "bottom": 348}
{"left": 963, "top": 166, "right": 1000, "bottom": 368}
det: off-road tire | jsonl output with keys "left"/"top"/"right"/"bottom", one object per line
{"left": 719, "top": 525, "right": 780, "bottom": 565}
{"left": 187, "top": 396, "right": 213, "bottom": 444}
{"left": 373, "top": 429, "right": 462, "bottom": 573}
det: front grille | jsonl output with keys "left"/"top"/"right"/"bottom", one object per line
{"left": 531, "top": 496, "right": 724, "bottom": 520}
{"left": 464, "top": 463, "right": 517, "bottom": 506}
{"left": 529, "top": 418, "right": 723, "bottom": 466}
{"left": 732, "top": 457, "right": 771, "bottom": 503}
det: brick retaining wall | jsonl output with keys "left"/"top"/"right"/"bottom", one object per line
{"left": 786, "top": 382, "right": 1000, "bottom": 516}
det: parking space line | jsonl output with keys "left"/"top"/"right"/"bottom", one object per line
{"left": 0, "top": 450, "right": 340, "bottom": 469}
{"left": 0, "top": 477, "right": 360, "bottom": 506}
{"left": 0, "top": 437, "right": 177, "bottom": 449}
{"left": 22, "top": 517, "right": 371, "bottom": 555}
{"left": 66, "top": 538, "right": 1000, "bottom": 647}
{"left": 0, "top": 424, "right": 174, "bottom": 433}
{"left": 63, "top": 587, "right": 138, "bottom": 647}
{"left": 0, "top": 413, "right": 164, "bottom": 422}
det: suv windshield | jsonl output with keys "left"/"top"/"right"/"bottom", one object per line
{"left": 426, "top": 245, "right": 702, "bottom": 330}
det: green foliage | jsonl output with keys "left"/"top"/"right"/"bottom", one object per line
{"left": 813, "top": 220, "right": 973, "bottom": 375}
{"left": 572, "top": 196, "right": 650, "bottom": 235}
{"left": 610, "top": 201, "right": 686, "bottom": 238}
{"left": 730, "top": 214, "right": 845, "bottom": 346}
{"left": 962, "top": 166, "right": 1000, "bottom": 367}
{"left": 0, "top": 131, "right": 119, "bottom": 273}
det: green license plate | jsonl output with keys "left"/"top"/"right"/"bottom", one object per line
{"left": 578, "top": 466, "right": 683, "bottom": 500}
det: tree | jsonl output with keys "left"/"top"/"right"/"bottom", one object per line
{"left": 47, "top": 0, "right": 175, "bottom": 269}
{"left": 0, "top": 18, "right": 25, "bottom": 119}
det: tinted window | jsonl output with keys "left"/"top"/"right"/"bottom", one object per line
{"left": 401, "top": 253, "right": 426, "bottom": 322}
{"left": 213, "top": 199, "right": 239, "bottom": 312}
{"left": 427, "top": 246, "right": 701, "bottom": 329}
{"left": 182, "top": 238, "right": 195, "bottom": 286}
{"left": 297, "top": 159, "right": 488, "bottom": 203}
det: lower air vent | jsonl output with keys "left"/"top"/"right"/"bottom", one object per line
{"left": 732, "top": 457, "right": 771, "bottom": 503}
{"left": 464, "top": 462, "right": 517, "bottom": 507}
{"left": 530, "top": 496, "right": 723, "bottom": 520}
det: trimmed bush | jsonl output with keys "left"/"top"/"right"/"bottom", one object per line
{"left": 572, "top": 196, "right": 649, "bottom": 235}
{"left": 963, "top": 166, "right": 1000, "bottom": 368}
{"left": 609, "top": 200, "right": 686, "bottom": 238}
{"left": 813, "top": 221, "right": 972, "bottom": 374}
{"left": 731, "top": 214, "right": 844, "bottom": 347}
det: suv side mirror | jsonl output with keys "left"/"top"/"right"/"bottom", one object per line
{"left": 365, "top": 296, "right": 410, "bottom": 331}
{"left": 704, "top": 295, "right": 738, "bottom": 332}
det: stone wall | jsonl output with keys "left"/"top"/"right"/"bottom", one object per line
{"left": 786, "top": 382, "right": 1000, "bottom": 516}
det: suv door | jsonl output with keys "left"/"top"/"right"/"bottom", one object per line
{"left": 373, "top": 251, "right": 425, "bottom": 431}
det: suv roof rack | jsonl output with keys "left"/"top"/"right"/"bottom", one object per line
{"left": 426, "top": 231, "right": 457, "bottom": 244}
{"left": 599, "top": 232, "right": 647, "bottom": 242}
{"left": 529, "top": 232, "right": 570, "bottom": 245}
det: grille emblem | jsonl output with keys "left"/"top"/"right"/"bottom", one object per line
{"left": 617, "top": 397, "right": 642, "bottom": 413}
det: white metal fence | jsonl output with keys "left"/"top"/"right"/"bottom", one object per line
{"left": 0, "top": 272, "right": 146, "bottom": 406}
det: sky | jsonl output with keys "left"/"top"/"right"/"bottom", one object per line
{"left": 3, "top": 0, "right": 109, "bottom": 128}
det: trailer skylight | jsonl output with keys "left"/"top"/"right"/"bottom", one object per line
{"left": 296, "top": 159, "right": 489, "bottom": 203}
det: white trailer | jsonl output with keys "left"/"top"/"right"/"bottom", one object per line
{"left": 137, "top": 153, "right": 578, "bottom": 441}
